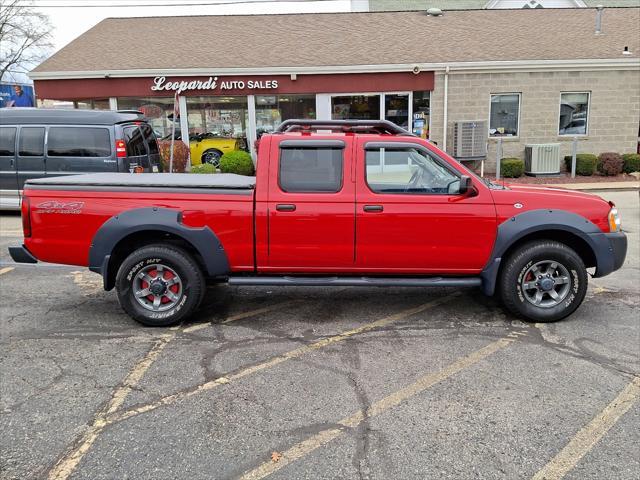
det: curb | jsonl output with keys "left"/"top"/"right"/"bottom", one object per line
{"left": 548, "top": 183, "right": 639, "bottom": 192}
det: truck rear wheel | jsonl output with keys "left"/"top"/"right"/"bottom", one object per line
{"left": 499, "top": 240, "right": 588, "bottom": 323}
{"left": 115, "top": 244, "right": 205, "bottom": 327}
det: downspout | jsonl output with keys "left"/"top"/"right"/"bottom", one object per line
{"left": 442, "top": 65, "right": 450, "bottom": 152}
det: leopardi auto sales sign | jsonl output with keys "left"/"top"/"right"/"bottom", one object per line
{"left": 150, "top": 76, "right": 278, "bottom": 95}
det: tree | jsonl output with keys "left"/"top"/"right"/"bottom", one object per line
{"left": 0, "top": 0, "right": 53, "bottom": 82}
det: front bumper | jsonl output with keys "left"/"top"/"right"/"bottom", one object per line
{"left": 8, "top": 245, "right": 37, "bottom": 264}
{"left": 607, "top": 231, "right": 627, "bottom": 272}
{"left": 592, "top": 231, "right": 627, "bottom": 277}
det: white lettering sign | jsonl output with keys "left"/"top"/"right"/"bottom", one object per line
{"left": 150, "top": 76, "right": 278, "bottom": 94}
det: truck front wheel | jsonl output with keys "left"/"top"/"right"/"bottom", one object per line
{"left": 499, "top": 240, "right": 588, "bottom": 322}
{"left": 115, "top": 244, "right": 205, "bottom": 327}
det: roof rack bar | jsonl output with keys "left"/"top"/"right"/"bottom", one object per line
{"left": 275, "top": 119, "right": 415, "bottom": 136}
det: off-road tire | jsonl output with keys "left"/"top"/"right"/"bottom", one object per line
{"left": 499, "top": 240, "right": 588, "bottom": 323}
{"left": 115, "top": 244, "right": 205, "bottom": 327}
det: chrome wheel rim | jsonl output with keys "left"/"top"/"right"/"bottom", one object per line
{"left": 203, "top": 151, "right": 221, "bottom": 167}
{"left": 521, "top": 260, "right": 571, "bottom": 308}
{"left": 133, "top": 264, "right": 183, "bottom": 312}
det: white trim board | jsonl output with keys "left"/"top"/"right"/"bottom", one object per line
{"left": 29, "top": 58, "right": 640, "bottom": 80}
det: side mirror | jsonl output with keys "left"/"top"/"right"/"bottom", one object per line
{"left": 458, "top": 175, "right": 472, "bottom": 194}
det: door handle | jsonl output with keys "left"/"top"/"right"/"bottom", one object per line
{"left": 276, "top": 204, "right": 296, "bottom": 212}
{"left": 363, "top": 205, "right": 383, "bottom": 212}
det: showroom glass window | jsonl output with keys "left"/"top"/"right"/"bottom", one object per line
{"left": 384, "top": 94, "right": 409, "bottom": 129}
{"left": 74, "top": 99, "right": 110, "bottom": 110}
{"left": 559, "top": 92, "right": 590, "bottom": 136}
{"left": 331, "top": 95, "right": 380, "bottom": 120}
{"left": 117, "top": 97, "right": 175, "bottom": 139}
{"left": 255, "top": 95, "right": 315, "bottom": 137}
{"left": 489, "top": 93, "right": 520, "bottom": 137}
{"left": 186, "top": 96, "right": 248, "bottom": 147}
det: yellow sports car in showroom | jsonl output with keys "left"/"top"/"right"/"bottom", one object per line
{"left": 162, "top": 131, "right": 245, "bottom": 167}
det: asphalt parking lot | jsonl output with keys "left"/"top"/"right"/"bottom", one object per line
{"left": 0, "top": 191, "right": 638, "bottom": 480}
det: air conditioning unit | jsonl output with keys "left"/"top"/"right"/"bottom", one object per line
{"left": 452, "top": 121, "right": 487, "bottom": 159}
{"left": 524, "top": 144, "right": 561, "bottom": 176}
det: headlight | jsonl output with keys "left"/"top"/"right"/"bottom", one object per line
{"left": 608, "top": 207, "right": 621, "bottom": 232}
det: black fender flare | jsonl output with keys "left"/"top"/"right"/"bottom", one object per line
{"left": 89, "top": 207, "right": 230, "bottom": 290}
{"left": 480, "top": 209, "right": 614, "bottom": 296}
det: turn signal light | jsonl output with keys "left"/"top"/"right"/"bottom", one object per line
{"left": 115, "top": 139, "right": 127, "bottom": 158}
{"left": 608, "top": 207, "right": 621, "bottom": 232}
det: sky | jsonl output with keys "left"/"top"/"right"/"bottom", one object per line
{"left": 37, "top": 0, "right": 352, "bottom": 51}
{"left": 7, "top": 0, "right": 351, "bottom": 83}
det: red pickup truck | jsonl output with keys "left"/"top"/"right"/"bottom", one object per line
{"left": 9, "top": 120, "right": 626, "bottom": 326}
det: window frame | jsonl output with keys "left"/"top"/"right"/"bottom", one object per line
{"left": 363, "top": 141, "right": 462, "bottom": 196}
{"left": 489, "top": 92, "right": 522, "bottom": 138}
{"left": 277, "top": 140, "right": 345, "bottom": 194}
{"left": 46, "top": 126, "right": 112, "bottom": 158}
{"left": 558, "top": 91, "right": 590, "bottom": 137}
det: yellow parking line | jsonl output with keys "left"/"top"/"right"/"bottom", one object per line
{"left": 46, "top": 298, "right": 304, "bottom": 480}
{"left": 531, "top": 376, "right": 640, "bottom": 480}
{"left": 0, "top": 267, "right": 15, "bottom": 276}
{"left": 239, "top": 335, "right": 519, "bottom": 480}
{"left": 182, "top": 300, "right": 302, "bottom": 333}
{"left": 47, "top": 292, "right": 460, "bottom": 479}
{"left": 47, "top": 333, "right": 176, "bottom": 480}
{"left": 108, "top": 293, "right": 461, "bottom": 425}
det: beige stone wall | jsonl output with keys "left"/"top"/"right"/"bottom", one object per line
{"left": 429, "top": 69, "right": 640, "bottom": 173}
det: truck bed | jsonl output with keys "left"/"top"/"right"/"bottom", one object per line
{"left": 26, "top": 173, "right": 256, "bottom": 190}
{"left": 23, "top": 172, "right": 256, "bottom": 272}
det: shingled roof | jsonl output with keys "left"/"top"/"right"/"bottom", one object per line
{"left": 32, "top": 7, "right": 640, "bottom": 76}
{"left": 367, "top": 0, "right": 640, "bottom": 11}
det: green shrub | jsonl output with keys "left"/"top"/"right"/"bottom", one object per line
{"left": 500, "top": 158, "right": 524, "bottom": 178}
{"left": 563, "top": 154, "right": 597, "bottom": 176}
{"left": 219, "top": 150, "right": 255, "bottom": 176}
{"left": 622, "top": 153, "right": 640, "bottom": 174}
{"left": 597, "top": 152, "right": 624, "bottom": 176}
{"left": 191, "top": 163, "right": 217, "bottom": 174}
{"left": 157, "top": 140, "right": 188, "bottom": 173}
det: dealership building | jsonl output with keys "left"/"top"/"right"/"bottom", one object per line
{"left": 29, "top": 6, "right": 640, "bottom": 171}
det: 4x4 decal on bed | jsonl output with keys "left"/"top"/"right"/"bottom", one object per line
{"left": 34, "top": 201, "right": 84, "bottom": 214}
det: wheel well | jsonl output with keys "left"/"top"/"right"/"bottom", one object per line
{"left": 500, "top": 230, "right": 597, "bottom": 270}
{"left": 105, "top": 230, "right": 207, "bottom": 290}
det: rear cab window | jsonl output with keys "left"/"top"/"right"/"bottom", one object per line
{"left": 278, "top": 141, "right": 344, "bottom": 193}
